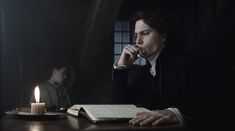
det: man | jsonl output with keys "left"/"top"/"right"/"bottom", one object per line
{"left": 29, "top": 64, "right": 71, "bottom": 112}
{"left": 112, "top": 9, "right": 195, "bottom": 126}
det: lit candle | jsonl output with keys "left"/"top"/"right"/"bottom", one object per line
{"left": 31, "top": 85, "right": 45, "bottom": 115}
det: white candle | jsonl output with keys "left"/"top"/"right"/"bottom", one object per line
{"left": 31, "top": 85, "right": 45, "bottom": 115}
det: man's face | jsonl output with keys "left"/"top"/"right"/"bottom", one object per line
{"left": 135, "top": 19, "right": 165, "bottom": 57}
{"left": 53, "top": 67, "right": 67, "bottom": 85}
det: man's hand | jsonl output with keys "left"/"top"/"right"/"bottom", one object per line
{"left": 129, "top": 109, "right": 179, "bottom": 126}
{"left": 118, "top": 44, "right": 145, "bottom": 66}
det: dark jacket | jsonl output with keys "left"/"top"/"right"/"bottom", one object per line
{"left": 112, "top": 46, "right": 200, "bottom": 125}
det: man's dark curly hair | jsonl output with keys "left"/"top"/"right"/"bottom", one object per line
{"left": 132, "top": 8, "right": 167, "bottom": 35}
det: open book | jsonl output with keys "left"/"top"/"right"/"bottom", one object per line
{"left": 67, "top": 104, "right": 150, "bottom": 123}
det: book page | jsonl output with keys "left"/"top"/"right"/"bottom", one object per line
{"left": 82, "top": 105, "right": 150, "bottom": 119}
{"left": 67, "top": 104, "right": 84, "bottom": 116}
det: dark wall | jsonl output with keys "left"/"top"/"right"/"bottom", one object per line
{"left": 71, "top": 0, "right": 122, "bottom": 104}
{"left": 1, "top": 0, "right": 234, "bottom": 119}
{"left": 0, "top": 0, "right": 122, "bottom": 117}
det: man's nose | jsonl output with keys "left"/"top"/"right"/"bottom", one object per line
{"left": 136, "top": 35, "right": 143, "bottom": 45}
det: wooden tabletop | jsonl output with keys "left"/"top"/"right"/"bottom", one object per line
{"left": 1, "top": 113, "right": 191, "bottom": 131}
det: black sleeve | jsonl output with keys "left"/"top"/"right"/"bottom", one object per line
{"left": 112, "top": 68, "right": 129, "bottom": 104}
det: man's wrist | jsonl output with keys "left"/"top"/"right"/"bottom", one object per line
{"left": 166, "top": 107, "right": 185, "bottom": 126}
{"left": 113, "top": 62, "right": 129, "bottom": 69}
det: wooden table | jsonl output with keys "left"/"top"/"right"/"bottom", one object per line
{"left": 1, "top": 113, "right": 191, "bottom": 131}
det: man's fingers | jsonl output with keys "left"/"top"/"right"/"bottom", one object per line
{"left": 133, "top": 45, "right": 146, "bottom": 57}
{"left": 129, "top": 114, "right": 149, "bottom": 125}
{"left": 129, "top": 116, "right": 145, "bottom": 125}
{"left": 124, "top": 47, "right": 135, "bottom": 59}
{"left": 136, "top": 112, "right": 147, "bottom": 116}
{"left": 127, "top": 45, "right": 139, "bottom": 53}
{"left": 139, "top": 116, "right": 156, "bottom": 126}
{"left": 152, "top": 114, "right": 171, "bottom": 126}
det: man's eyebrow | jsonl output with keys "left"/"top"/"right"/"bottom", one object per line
{"left": 135, "top": 29, "right": 152, "bottom": 34}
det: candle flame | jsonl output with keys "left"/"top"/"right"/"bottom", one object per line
{"left": 34, "top": 85, "right": 40, "bottom": 103}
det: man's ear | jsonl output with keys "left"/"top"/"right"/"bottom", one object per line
{"left": 162, "top": 32, "right": 167, "bottom": 42}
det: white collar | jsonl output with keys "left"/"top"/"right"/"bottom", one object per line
{"left": 147, "top": 45, "right": 165, "bottom": 67}
{"left": 146, "top": 45, "right": 165, "bottom": 76}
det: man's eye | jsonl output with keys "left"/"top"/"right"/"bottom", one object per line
{"left": 139, "top": 31, "right": 149, "bottom": 36}
{"left": 143, "top": 32, "right": 149, "bottom": 35}
{"left": 134, "top": 35, "right": 137, "bottom": 39}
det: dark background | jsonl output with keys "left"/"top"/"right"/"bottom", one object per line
{"left": 1, "top": 0, "right": 234, "bottom": 118}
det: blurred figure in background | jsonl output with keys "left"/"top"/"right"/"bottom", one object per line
{"left": 29, "top": 63, "right": 71, "bottom": 112}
